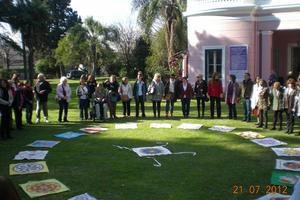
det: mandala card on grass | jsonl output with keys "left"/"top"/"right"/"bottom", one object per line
{"left": 251, "top": 138, "right": 287, "bottom": 147}
{"left": 132, "top": 146, "right": 172, "bottom": 157}
{"left": 115, "top": 123, "right": 138, "bottom": 129}
{"left": 235, "top": 131, "right": 265, "bottom": 139}
{"left": 272, "top": 148, "right": 300, "bottom": 157}
{"left": 276, "top": 159, "right": 300, "bottom": 172}
{"left": 20, "top": 179, "right": 69, "bottom": 198}
{"left": 255, "top": 193, "right": 291, "bottom": 200}
{"left": 10, "top": 161, "right": 49, "bottom": 175}
{"left": 150, "top": 123, "right": 172, "bottom": 128}
{"left": 14, "top": 150, "right": 49, "bottom": 160}
{"left": 27, "top": 140, "right": 60, "bottom": 148}
{"left": 68, "top": 193, "right": 98, "bottom": 200}
{"left": 208, "top": 126, "right": 236, "bottom": 132}
{"left": 177, "top": 123, "right": 203, "bottom": 130}
{"left": 79, "top": 127, "right": 109, "bottom": 133}
{"left": 271, "top": 171, "right": 300, "bottom": 187}
{"left": 55, "top": 132, "right": 85, "bottom": 139}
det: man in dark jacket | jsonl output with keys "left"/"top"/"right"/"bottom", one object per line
{"left": 34, "top": 74, "right": 52, "bottom": 124}
{"left": 241, "top": 73, "right": 253, "bottom": 122}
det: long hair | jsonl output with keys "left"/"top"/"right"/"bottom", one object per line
{"left": 87, "top": 75, "right": 95, "bottom": 82}
{"left": 11, "top": 74, "right": 19, "bottom": 83}
{"left": 211, "top": 72, "right": 219, "bottom": 87}
{"left": 230, "top": 74, "right": 236, "bottom": 83}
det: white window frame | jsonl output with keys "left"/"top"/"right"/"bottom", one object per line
{"left": 287, "top": 43, "right": 299, "bottom": 75}
{"left": 202, "top": 46, "right": 226, "bottom": 87}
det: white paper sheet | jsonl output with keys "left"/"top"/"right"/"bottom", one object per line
{"left": 14, "top": 151, "right": 49, "bottom": 160}
{"left": 68, "top": 193, "right": 98, "bottom": 200}
{"left": 150, "top": 123, "right": 172, "bottom": 128}
{"left": 255, "top": 193, "right": 291, "bottom": 200}
{"left": 177, "top": 123, "right": 203, "bottom": 130}
{"left": 251, "top": 138, "right": 287, "bottom": 147}
{"left": 115, "top": 124, "right": 138, "bottom": 129}
{"left": 208, "top": 126, "right": 236, "bottom": 132}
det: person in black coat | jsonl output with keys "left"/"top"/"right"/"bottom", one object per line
{"left": 133, "top": 73, "right": 147, "bottom": 118}
{"left": 194, "top": 74, "right": 207, "bottom": 118}
{"left": 33, "top": 74, "right": 52, "bottom": 124}
{"left": 103, "top": 75, "right": 119, "bottom": 119}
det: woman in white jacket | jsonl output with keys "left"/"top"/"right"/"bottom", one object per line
{"left": 119, "top": 77, "right": 133, "bottom": 117}
{"left": 251, "top": 75, "right": 262, "bottom": 125}
{"left": 56, "top": 76, "right": 71, "bottom": 122}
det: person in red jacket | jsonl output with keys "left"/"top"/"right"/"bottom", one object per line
{"left": 207, "top": 72, "right": 223, "bottom": 119}
{"left": 179, "top": 77, "right": 193, "bottom": 118}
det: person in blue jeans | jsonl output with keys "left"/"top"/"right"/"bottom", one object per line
{"left": 241, "top": 73, "right": 253, "bottom": 122}
{"left": 165, "top": 74, "right": 177, "bottom": 117}
{"left": 76, "top": 79, "right": 89, "bottom": 120}
{"left": 179, "top": 77, "right": 193, "bottom": 118}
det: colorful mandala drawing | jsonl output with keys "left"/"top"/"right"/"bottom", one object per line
{"left": 27, "top": 140, "right": 60, "bottom": 148}
{"left": 132, "top": 146, "right": 172, "bottom": 157}
{"left": 20, "top": 179, "right": 69, "bottom": 198}
{"left": 208, "top": 126, "right": 236, "bottom": 132}
{"left": 283, "top": 162, "right": 300, "bottom": 169}
{"left": 235, "top": 131, "right": 265, "bottom": 139}
{"left": 55, "top": 132, "right": 85, "bottom": 139}
{"left": 79, "top": 127, "right": 108, "bottom": 133}
{"left": 272, "top": 148, "right": 300, "bottom": 156}
{"left": 251, "top": 138, "right": 287, "bottom": 147}
{"left": 276, "top": 159, "right": 300, "bottom": 172}
{"left": 9, "top": 161, "right": 49, "bottom": 175}
{"left": 14, "top": 150, "right": 49, "bottom": 160}
{"left": 271, "top": 171, "right": 300, "bottom": 187}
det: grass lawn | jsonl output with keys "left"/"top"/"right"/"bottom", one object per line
{"left": 1, "top": 78, "right": 300, "bottom": 200}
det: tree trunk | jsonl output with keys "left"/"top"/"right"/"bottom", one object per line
{"left": 21, "top": 32, "right": 28, "bottom": 80}
{"left": 28, "top": 45, "right": 34, "bottom": 85}
{"left": 5, "top": 51, "right": 10, "bottom": 78}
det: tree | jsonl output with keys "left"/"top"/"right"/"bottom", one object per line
{"left": 114, "top": 23, "right": 140, "bottom": 77}
{"left": 132, "top": 36, "right": 150, "bottom": 76}
{"left": 132, "top": 0, "right": 187, "bottom": 65}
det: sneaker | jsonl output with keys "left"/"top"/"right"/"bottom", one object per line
{"left": 45, "top": 119, "right": 50, "bottom": 123}
{"left": 36, "top": 119, "right": 40, "bottom": 124}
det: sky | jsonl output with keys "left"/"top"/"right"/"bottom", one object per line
{"left": 70, "top": 0, "right": 138, "bottom": 26}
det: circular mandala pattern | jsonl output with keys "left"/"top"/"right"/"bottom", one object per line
{"left": 283, "top": 162, "right": 300, "bottom": 169}
{"left": 13, "top": 163, "right": 44, "bottom": 173}
{"left": 140, "top": 148, "right": 163, "bottom": 155}
{"left": 259, "top": 140, "right": 276, "bottom": 145}
{"left": 26, "top": 182, "right": 61, "bottom": 194}
{"left": 284, "top": 150, "right": 300, "bottom": 156}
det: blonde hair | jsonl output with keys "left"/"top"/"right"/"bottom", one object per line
{"left": 154, "top": 73, "right": 161, "bottom": 81}
{"left": 273, "top": 82, "right": 280, "bottom": 90}
{"left": 109, "top": 75, "right": 116, "bottom": 83}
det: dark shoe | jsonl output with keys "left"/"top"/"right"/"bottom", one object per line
{"left": 27, "top": 122, "right": 33, "bottom": 125}
{"left": 278, "top": 127, "right": 282, "bottom": 131}
{"left": 58, "top": 120, "right": 62, "bottom": 123}
{"left": 229, "top": 117, "right": 232, "bottom": 120}
{"left": 285, "top": 131, "right": 291, "bottom": 134}
{"left": 64, "top": 119, "right": 69, "bottom": 122}
{"left": 242, "top": 119, "right": 246, "bottom": 121}
{"left": 255, "top": 123, "right": 259, "bottom": 125}
{"left": 233, "top": 117, "right": 237, "bottom": 120}
{"left": 270, "top": 127, "right": 276, "bottom": 130}
{"left": 257, "top": 125, "right": 263, "bottom": 128}
{"left": 263, "top": 126, "right": 268, "bottom": 129}
{"left": 295, "top": 133, "right": 300, "bottom": 136}
{"left": 142, "top": 114, "right": 146, "bottom": 118}
{"left": 246, "top": 119, "right": 251, "bottom": 122}
{"left": 210, "top": 116, "right": 214, "bottom": 119}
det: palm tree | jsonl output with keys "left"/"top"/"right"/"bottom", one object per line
{"left": 83, "top": 17, "right": 118, "bottom": 75}
{"left": 132, "top": 0, "right": 186, "bottom": 64}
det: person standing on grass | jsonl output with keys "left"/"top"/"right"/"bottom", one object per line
{"left": 293, "top": 82, "right": 300, "bottom": 136}
{"left": 11, "top": 74, "right": 23, "bottom": 129}
{"left": 133, "top": 72, "right": 147, "bottom": 118}
{"left": 256, "top": 79, "right": 271, "bottom": 129}
{"left": 23, "top": 80, "right": 34, "bottom": 124}
{"left": 179, "top": 77, "right": 193, "bottom": 118}
{"left": 0, "top": 80, "right": 13, "bottom": 140}
{"left": 56, "top": 76, "right": 71, "bottom": 122}
{"left": 241, "top": 72, "right": 253, "bottom": 122}
{"left": 271, "top": 82, "right": 284, "bottom": 131}
{"left": 103, "top": 75, "right": 119, "bottom": 119}
{"left": 87, "top": 75, "right": 97, "bottom": 119}
{"left": 149, "top": 73, "right": 165, "bottom": 118}
{"left": 93, "top": 83, "right": 108, "bottom": 120}
{"left": 282, "top": 78, "right": 297, "bottom": 134}
{"left": 225, "top": 75, "right": 240, "bottom": 120}
{"left": 119, "top": 77, "right": 133, "bottom": 117}
{"left": 251, "top": 75, "right": 262, "bottom": 125}
{"left": 207, "top": 72, "right": 223, "bottom": 119}
{"left": 76, "top": 79, "right": 89, "bottom": 120}
{"left": 34, "top": 74, "right": 52, "bottom": 124}
{"left": 194, "top": 74, "right": 207, "bottom": 118}
{"left": 165, "top": 74, "right": 177, "bottom": 118}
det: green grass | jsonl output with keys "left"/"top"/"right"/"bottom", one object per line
{"left": 1, "top": 78, "right": 299, "bottom": 200}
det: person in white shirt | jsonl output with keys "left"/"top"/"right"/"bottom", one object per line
{"left": 76, "top": 79, "right": 89, "bottom": 120}
{"left": 119, "top": 77, "right": 133, "bottom": 117}
{"left": 251, "top": 75, "right": 262, "bottom": 125}
{"left": 56, "top": 76, "right": 71, "bottom": 122}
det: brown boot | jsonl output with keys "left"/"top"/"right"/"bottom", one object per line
{"left": 166, "top": 112, "right": 168, "bottom": 118}
{"left": 170, "top": 112, "right": 173, "bottom": 117}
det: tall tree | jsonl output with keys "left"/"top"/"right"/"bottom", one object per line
{"left": 132, "top": 0, "right": 186, "bottom": 64}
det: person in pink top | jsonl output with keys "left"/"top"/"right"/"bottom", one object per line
{"left": 207, "top": 72, "right": 223, "bottom": 119}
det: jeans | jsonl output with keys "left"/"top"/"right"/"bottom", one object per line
{"left": 122, "top": 101, "right": 131, "bottom": 116}
{"left": 135, "top": 96, "right": 145, "bottom": 117}
{"left": 25, "top": 103, "right": 33, "bottom": 123}
{"left": 210, "top": 97, "right": 221, "bottom": 118}
{"left": 109, "top": 101, "right": 117, "bottom": 118}
{"left": 58, "top": 100, "right": 68, "bottom": 121}
{"left": 79, "top": 99, "right": 89, "bottom": 120}
{"left": 152, "top": 100, "right": 161, "bottom": 117}
{"left": 258, "top": 109, "right": 268, "bottom": 128}
{"left": 242, "top": 98, "right": 251, "bottom": 121}
{"left": 166, "top": 100, "right": 174, "bottom": 113}
{"left": 95, "top": 101, "right": 104, "bottom": 119}
{"left": 197, "top": 97, "right": 205, "bottom": 117}
{"left": 181, "top": 98, "right": 190, "bottom": 117}
{"left": 36, "top": 100, "right": 48, "bottom": 120}
{"left": 273, "top": 110, "right": 283, "bottom": 129}
{"left": 228, "top": 103, "right": 237, "bottom": 119}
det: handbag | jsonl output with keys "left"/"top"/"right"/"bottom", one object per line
{"left": 165, "top": 93, "right": 172, "bottom": 101}
{"left": 252, "top": 108, "right": 259, "bottom": 117}
{"left": 121, "top": 95, "right": 130, "bottom": 102}
{"left": 109, "top": 92, "right": 119, "bottom": 103}
{"left": 147, "top": 83, "right": 155, "bottom": 95}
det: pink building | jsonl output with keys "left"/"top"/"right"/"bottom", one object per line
{"left": 184, "top": 0, "right": 300, "bottom": 85}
